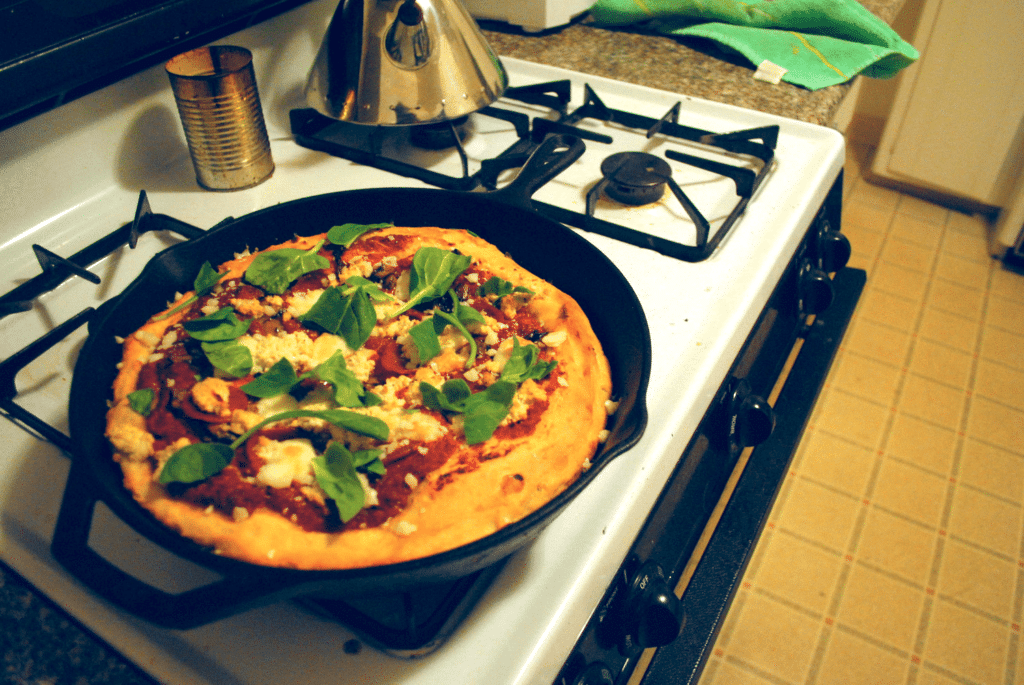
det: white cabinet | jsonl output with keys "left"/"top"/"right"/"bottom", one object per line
{"left": 871, "top": 0, "right": 1024, "bottom": 209}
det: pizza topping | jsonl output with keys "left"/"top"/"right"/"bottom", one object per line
{"left": 107, "top": 225, "right": 609, "bottom": 558}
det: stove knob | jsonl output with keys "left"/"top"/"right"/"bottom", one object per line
{"left": 730, "top": 379, "right": 775, "bottom": 449}
{"left": 619, "top": 561, "right": 683, "bottom": 655}
{"left": 570, "top": 662, "right": 615, "bottom": 685}
{"left": 817, "top": 225, "right": 851, "bottom": 273}
{"left": 798, "top": 263, "right": 834, "bottom": 315}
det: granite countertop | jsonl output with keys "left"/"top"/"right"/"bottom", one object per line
{"left": 2, "top": 1, "right": 906, "bottom": 682}
{"left": 482, "top": 0, "right": 906, "bottom": 127}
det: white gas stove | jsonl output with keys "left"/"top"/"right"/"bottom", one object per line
{"left": 0, "top": 1, "right": 856, "bottom": 683}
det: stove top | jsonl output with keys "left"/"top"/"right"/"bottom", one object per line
{"left": 0, "top": 1, "right": 845, "bottom": 682}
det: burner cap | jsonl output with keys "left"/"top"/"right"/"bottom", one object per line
{"left": 409, "top": 116, "right": 470, "bottom": 150}
{"left": 600, "top": 152, "right": 672, "bottom": 206}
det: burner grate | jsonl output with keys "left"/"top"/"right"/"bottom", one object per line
{"left": 290, "top": 80, "right": 778, "bottom": 262}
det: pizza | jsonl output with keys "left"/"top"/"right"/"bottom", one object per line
{"left": 103, "top": 223, "right": 614, "bottom": 570}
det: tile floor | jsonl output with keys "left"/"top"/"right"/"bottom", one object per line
{"left": 696, "top": 143, "right": 1024, "bottom": 685}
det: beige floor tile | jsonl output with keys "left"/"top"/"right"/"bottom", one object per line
{"left": 926, "top": 278, "right": 986, "bottom": 322}
{"left": 880, "top": 237, "right": 937, "bottom": 274}
{"left": 908, "top": 339, "right": 974, "bottom": 391}
{"left": 724, "top": 593, "right": 820, "bottom": 683}
{"left": 848, "top": 176, "right": 902, "bottom": 211}
{"left": 871, "top": 261, "right": 930, "bottom": 302}
{"left": 922, "top": 599, "right": 1010, "bottom": 685}
{"left": 897, "top": 194, "right": 951, "bottom": 226}
{"left": 980, "top": 326, "right": 1024, "bottom": 371}
{"left": 974, "top": 359, "right": 1024, "bottom": 411}
{"left": 887, "top": 413, "right": 957, "bottom": 476}
{"left": 836, "top": 564, "right": 924, "bottom": 652}
{"left": 899, "top": 375, "right": 965, "bottom": 429}
{"left": 872, "top": 458, "right": 948, "bottom": 528}
{"left": 958, "top": 438, "right": 1024, "bottom": 504}
{"left": 987, "top": 295, "right": 1024, "bottom": 337}
{"left": 936, "top": 538, "right": 1016, "bottom": 620}
{"left": 946, "top": 211, "right": 992, "bottom": 239}
{"left": 815, "top": 390, "right": 891, "bottom": 450}
{"left": 890, "top": 213, "right": 944, "bottom": 250}
{"left": 858, "top": 290, "right": 922, "bottom": 333}
{"left": 855, "top": 508, "right": 937, "bottom": 585}
{"left": 833, "top": 353, "right": 903, "bottom": 407}
{"left": 843, "top": 223, "right": 885, "bottom": 272}
{"left": 843, "top": 318, "right": 912, "bottom": 366}
{"left": 799, "top": 430, "right": 877, "bottom": 498}
{"left": 947, "top": 486, "right": 1023, "bottom": 559}
{"left": 754, "top": 532, "right": 842, "bottom": 614}
{"left": 917, "top": 307, "right": 980, "bottom": 353}
{"left": 816, "top": 628, "right": 910, "bottom": 685}
{"left": 845, "top": 198, "right": 895, "bottom": 233}
{"left": 941, "top": 229, "right": 993, "bottom": 265}
{"left": 775, "top": 478, "right": 862, "bottom": 552}
{"left": 935, "top": 252, "right": 991, "bottom": 289}
{"left": 701, "top": 660, "right": 772, "bottom": 685}
{"left": 967, "top": 396, "right": 1024, "bottom": 454}
{"left": 991, "top": 264, "right": 1024, "bottom": 301}
{"left": 705, "top": 174, "right": 1023, "bottom": 685}
{"left": 917, "top": 668, "right": 967, "bottom": 685}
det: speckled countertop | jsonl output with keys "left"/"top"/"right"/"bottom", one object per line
{"left": 481, "top": 0, "right": 906, "bottom": 126}
{"left": 2, "top": 2, "right": 906, "bottom": 683}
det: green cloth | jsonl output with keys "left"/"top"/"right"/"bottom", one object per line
{"left": 588, "top": 0, "right": 919, "bottom": 90}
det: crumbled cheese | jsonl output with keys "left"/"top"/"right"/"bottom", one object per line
{"left": 253, "top": 437, "right": 318, "bottom": 489}
{"left": 393, "top": 521, "right": 417, "bottom": 536}
{"left": 542, "top": 330, "right": 568, "bottom": 347}
{"left": 557, "top": 376, "right": 569, "bottom": 387}
{"left": 604, "top": 399, "right": 620, "bottom": 415}
{"left": 233, "top": 507, "right": 250, "bottom": 522}
{"left": 404, "top": 473, "right": 419, "bottom": 489}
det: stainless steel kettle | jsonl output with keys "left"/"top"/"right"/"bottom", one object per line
{"left": 305, "top": 0, "right": 508, "bottom": 125}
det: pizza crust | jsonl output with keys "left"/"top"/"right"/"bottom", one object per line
{"left": 105, "top": 226, "right": 612, "bottom": 570}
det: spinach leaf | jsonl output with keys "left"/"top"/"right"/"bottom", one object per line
{"left": 390, "top": 247, "right": 472, "bottom": 318}
{"left": 311, "top": 443, "right": 364, "bottom": 522}
{"left": 230, "top": 408, "right": 389, "bottom": 450}
{"left": 244, "top": 241, "right": 329, "bottom": 295}
{"left": 157, "top": 261, "right": 224, "bottom": 320}
{"left": 499, "top": 338, "right": 557, "bottom": 384}
{"left": 201, "top": 340, "right": 253, "bottom": 378}
{"left": 300, "top": 285, "right": 377, "bottom": 351}
{"left": 344, "top": 276, "right": 392, "bottom": 303}
{"left": 306, "top": 351, "right": 373, "bottom": 407}
{"left": 241, "top": 357, "right": 298, "bottom": 398}
{"left": 183, "top": 306, "right": 251, "bottom": 342}
{"left": 159, "top": 442, "right": 233, "bottom": 484}
{"left": 408, "top": 317, "right": 443, "bottom": 364}
{"left": 350, "top": 447, "right": 386, "bottom": 476}
{"left": 127, "top": 388, "right": 154, "bottom": 416}
{"left": 326, "top": 222, "right": 392, "bottom": 248}
{"left": 433, "top": 310, "right": 477, "bottom": 370}
{"left": 478, "top": 276, "right": 533, "bottom": 302}
{"left": 419, "top": 379, "right": 516, "bottom": 445}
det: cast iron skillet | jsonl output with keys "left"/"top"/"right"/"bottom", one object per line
{"left": 51, "top": 134, "right": 651, "bottom": 629}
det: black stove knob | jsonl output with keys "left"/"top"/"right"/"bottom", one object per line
{"left": 618, "top": 561, "right": 683, "bottom": 655}
{"left": 817, "top": 224, "right": 851, "bottom": 273}
{"left": 570, "top": 662, "right": 615, "bottom": 685}
{"left": 798, "top": 263, "right": 834, "bottom": 315}
{"left": 729, "top": 379, "right": 775, "bottom": 449}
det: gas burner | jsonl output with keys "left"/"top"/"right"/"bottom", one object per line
{"left": 597, "top": 152, "right": 671, "bottom": 206}
{"left": 409, "top": 116, "right": 470, "bottom": 150}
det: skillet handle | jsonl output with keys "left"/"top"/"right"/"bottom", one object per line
{"left": 51, "top": 461, "right": 298, "bottom": 629}
{"left": 488, "top": 133, "right": 585, "bottom": 210}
